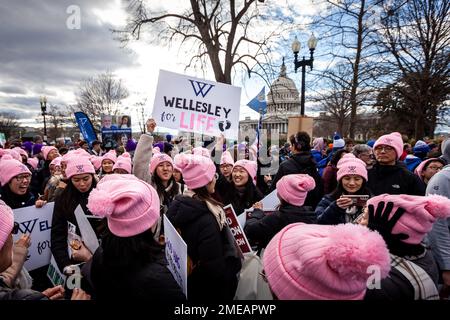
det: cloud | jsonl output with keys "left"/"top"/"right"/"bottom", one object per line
{"left": 0, "top": 85, "right": 27, "bottom": 95}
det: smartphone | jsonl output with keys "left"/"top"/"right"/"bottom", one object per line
{"left": 341, "top": 195, "right": 369, "bottom": 207}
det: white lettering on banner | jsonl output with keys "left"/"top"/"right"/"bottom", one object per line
{"left": 13, "top": 203, "right": 55, "bottom": 271}
{"left": 223, "top": 205, "right": 252, "bottom": 254}
{"left": 163, "top": 215, "right": 188, "bottom": 298}
{"left": 152, "top": 70, "right": 241, "bottom": 140}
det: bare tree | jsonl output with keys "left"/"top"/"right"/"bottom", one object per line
{"left": 0, "top": 112, "right": 19, "bottom": 140}
{"left": 375, "top": 0, "right": 450, "bottom": 139}
{"left": 117, "top": 0, "right": 297, "bottom": 84}
{"left": 71, "top": 71, "right": 129, "bottom": 129}
{"left": 134, "top": 99, "right": 148, "bottom": 134}
{"left": 46, "top": 105, "right": 70, "bottom": 143}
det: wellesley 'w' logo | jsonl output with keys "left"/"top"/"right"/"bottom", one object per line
{"left": 188, "top": 80, "right": 215, "bottom": 98}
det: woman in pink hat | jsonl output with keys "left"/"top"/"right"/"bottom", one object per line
{"left": 82, "top": 175, "right": 185, "bottom": 301}
{"left": 51, "top": 158, "right": 104, "bottom": 275}
{"left": 35, "top": 146, "right": 60, "bottom": 195}
{"left": 244, "top": 174, "right": 317, "bottom": 249}
{"left": 167, "top": 153, "right": 241, "bottom": 301}
{"left": 99, "top": 150, "right": 117, "bottom": 178}
{"left": 361, "top": 194, "right": 450, "bottom": 300}
{"left": 413, "top": 157, "right": 445, "bottom": 186}
{"left": 42, "top": 157, "right": 63, "bottom": 202}
{"left": 316, "top": 154, "right": 371, "bottom": 225}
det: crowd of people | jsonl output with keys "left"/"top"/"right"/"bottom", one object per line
{"left": 0, "top": 118, "right": 449, "bottom": 301}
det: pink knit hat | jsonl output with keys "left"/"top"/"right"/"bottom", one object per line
{"left": 87, "top": 174, "right": 160, "bottom": 237}
{"left": 220, "top": 151, "right": 234, "bottom": 166}
{"left": 276, "top": 174, "right": 316, "bottom": 206}
{"left": 336, "top": 154, "right": 368, "bottom": 181}
{"left": 263, "top": 223, "right": 391, "bottom": 300}
{"left": 0, "top": 156, "right": 32, "bottom": 186}
{"left": 0, "top": 200, "right": 14, "bottom": 250}
{"left": 50, "top": 156, "right": 62, "bottom": 168}
{"left": 414, "top": 158, "right": 445, "bottom": 181}
{"left": 233, "top": 160, "right": 257, "bottom": 185}
{"left": 41, "top": 146, "right": 58, "bottom": 160}
{"left": 65, "top": 157, "right": 95, "bottom": 179}
{"left": 373, "top": 132, "right": 403, "bottom": 159}
{"left": 13, "top": 147, "right": 28, "bottom": 159}
{"left": 149, "top": 149, "right": 173, "bottom": 174}
{"left": 73, "top": 148, "right": 91, "bottom": 159}
{"left": 192, "top": 147, "right": 211, "bottom": 158}
{"left": 89, "top": 156, "right": 102, "bottom": 171}
{"left": 27, "top": 157, "right": 39, "bottom": 170}
{"left": 113, "top": 152, "right": 132, "bottom": 174}
{"left": 102, "top": 150, "right": 117, "bottom": 164}
{"left": 366, "top": 194, "right": 450, "bottom": 245}
{"left": 174, "top": 153, "right": 216, "bottom": 190}
{"left": 4, "top": 149, "right": 21, "bottom": 162}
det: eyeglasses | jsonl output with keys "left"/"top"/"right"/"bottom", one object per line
{"left": 14, "top": 174, "right": 31, "bottom": 182}
{"left": 374, "top": 145, "right": 395, "bottom": 152}
{"left": 12, "top": 222, "right": 19, "bottom": 235}
{"left": 427, "top": 166, "right": 443, "bottom": 171}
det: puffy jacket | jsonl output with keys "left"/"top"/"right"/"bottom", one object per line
{"left": 367, "top": 163, "right": 425, "bottom": 196}
{"left": 244, "top": 204, "right": 316, "bottom": 249}
{"left": 82, "top": 247, "right": 186, "bottom": 301}
{"left": 167, "top": 196, "right": 241, "bottom": 301}
{"left": 270, "top": 152, "right": 324, "bottom": 209}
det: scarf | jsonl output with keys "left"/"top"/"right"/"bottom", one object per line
{"left": 184, "top": 189, "right": 226, "bottom": 230}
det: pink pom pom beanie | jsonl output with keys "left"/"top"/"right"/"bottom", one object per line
{"left": 87, "top": 174, "right": 160, "bottom": 237}
{"left": 0, "top": 200, "right": 14, "bottom": 250}
{"left": 0, "top": 156, "right": 32, "bottom": 186}
{"left": 220, "top": 151, "right": 234, "bottom": 166}
{"left": 263, "top": 223, "right": 391, "bottom": 300}
{"left": 41, "top": 146, "right": 58, "bottom": 160}
{"left": 149, "top": 149, "right": 173, "bottom": 174}
{"left": 174, "top": 153, "right": 216, "bottom": 190}
{"left": 366, "top": 194, "right": 450, "bottom": 244}
{"left": 336, "top": 154, "right": 368, "bottom": 181}
{"left": 113, "top": 152, "right": 132, "bottom": 174}
{"left": 65, "top": 157, "right": 96, "bottom": 179}
{"left": 233, "top": 160, "right": 257, "bottom": 185}
{"left": 276, "top": 174, "right": 315, "bottom": 206}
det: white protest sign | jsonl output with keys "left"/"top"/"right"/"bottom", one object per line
{"left": 163, "top": 215, "right": 188, "bottom": 298}
{"left": 261, "top": 189, "right": 280, "bottom": 211}
{"left": 13, "top": 202, "right": 54, "bottom": 271}
{"left": 74, "top": 205, "right": 100, "bottom": 254}
{"left": 152, "top": 70, "right": 241, "bottom": 140}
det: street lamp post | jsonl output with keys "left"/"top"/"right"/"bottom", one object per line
{"left": 292, "top": 34, "right": 318, "bottom": 116}
{"left": 40, "top": 96, "right": 47, "bottom": 142}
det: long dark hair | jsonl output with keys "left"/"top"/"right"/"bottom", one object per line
{"left": 222, "top": 178, "right": 262, "bottom": 212}
{"left": 192, "top": 185, "right": 223, "bottom": 207}
{"left": 151, "top": 173, "right": 180, "bottom": 204}
{"left": 57, "top": 174, "right": 97, "bottom": 212}
{"left": 101, "top": 228, "right": 163, "bottom": 267}
{"left": 329, "top": 180, "right": 371, "bottom": 201}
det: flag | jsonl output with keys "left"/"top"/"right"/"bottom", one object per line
{"left": 74, "top": 112, "right": 97, "bottom": 145}
{"left": 247, "top": 87, "right": 267, "bottom": 114}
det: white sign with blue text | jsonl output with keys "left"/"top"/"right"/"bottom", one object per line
{"left": 152, "top": 70, "right": 241, "bottom": 140}
{"left": 164, "top": 215, "right": 188, "bottom": 298}
{"left": 13, "top": 203, "right": 54, "bottom": 271}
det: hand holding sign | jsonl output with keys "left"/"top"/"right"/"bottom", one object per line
{"left": 146, "top": 118, "right": 156, "bottom": 133}
{"left": 15, "top": 234, "right": 31, "bottom": 248}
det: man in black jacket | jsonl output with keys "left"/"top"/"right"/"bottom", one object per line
{"left": 368, "top": 132, "right": 425, "bottom": 196}
{"left": 270, "top": 132, "right": 323, "bottom": 209}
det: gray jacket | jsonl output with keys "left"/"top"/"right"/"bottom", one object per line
{"left": 132, "top": 133, "right": 154, "bottom": 184}
{"left": 426, "top": 165, "right": 450, "bottom": 271}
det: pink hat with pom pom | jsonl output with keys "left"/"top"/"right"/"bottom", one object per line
{"left": 263, "top": 223, "right": 391, "bottom": 300}
{"left": 0, "top": 155, "right": 32, "bottom": 186}
{"left": 89, "top": 156, "right": 102, "bottom": 171}
{"left": 336, "top": 154, "right": 368, "bottom": 181}
{"left": 276, "top": 174, "right": 316, "bottom": 206}
{"left": 367, "top": 194, "right": 450, "bottom": 244}
{"left": 65, "top": 157, "right": 95, "bottom": 179}
{"left": 220, "top": 151, "right": 234, "bottom": 166}
{"left": 113, "top": 152, "right": 132, "bottom": 174}
{"left": 102, "top": 150, "right": 117, "bottom": 164}
{"left": 0, "top": 200, "right": 14, "bottom": 250}
{"left": 174, "top": 153, "right": 216, "bottom": 190}
{"left": 192, "top": 147, "right": 211, "bottom": 158}
{"left": 87, "top": 174, "right": 160, "bottom": 237}
{"left": 4, "top": 149, "right": 21, "bottom": 162}
{"left": 233, "top": 159, "right": 257, "bottom": 185}
{"left": 27, "top": 157, "right": 39, "bottom": 170}
{"left": 149, "top": 148, "right": 173, "bottom": 174}
{"left": 41, "top": 146, "right": 58, "bottom": 160}
{"left": 50, "top": 156, "right": 62, "bottom": 168}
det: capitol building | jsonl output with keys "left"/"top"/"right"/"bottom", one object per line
{"left": 239, "top": 60, "right": 300, "bottom": 136}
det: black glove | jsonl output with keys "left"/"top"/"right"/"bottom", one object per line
{"left": 367, "top": 201, "right": 409, "bottom": 246}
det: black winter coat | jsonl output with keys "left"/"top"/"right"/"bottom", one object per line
{"left": 244, "top": 204, "right": 316, "bottom": 249}
{"left": 0, "top": 185, "right": 35, "bottom": 209}
{"left": 367, "top": 163, "right": 425, "bottom": 196}
{"left": 166, "top": 196, "right": 242, "bottom": 301}
{"left": 82, "top": 247, "right": 186, "bottom": 301}
{"left": 315, "top": 194, "right": 364, "bottom": 225}
{"left": 270, "top": 152, "right": 324, "bottom": 209}
{"left": 50, "top": 185, "right": 105, "bottom": 272}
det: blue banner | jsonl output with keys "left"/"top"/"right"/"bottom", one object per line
{"left": 247, "top": 87, "right": 267, "bottom": 114}
{"left": 74, "top": 112, "right": 97, "bottom": 145}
